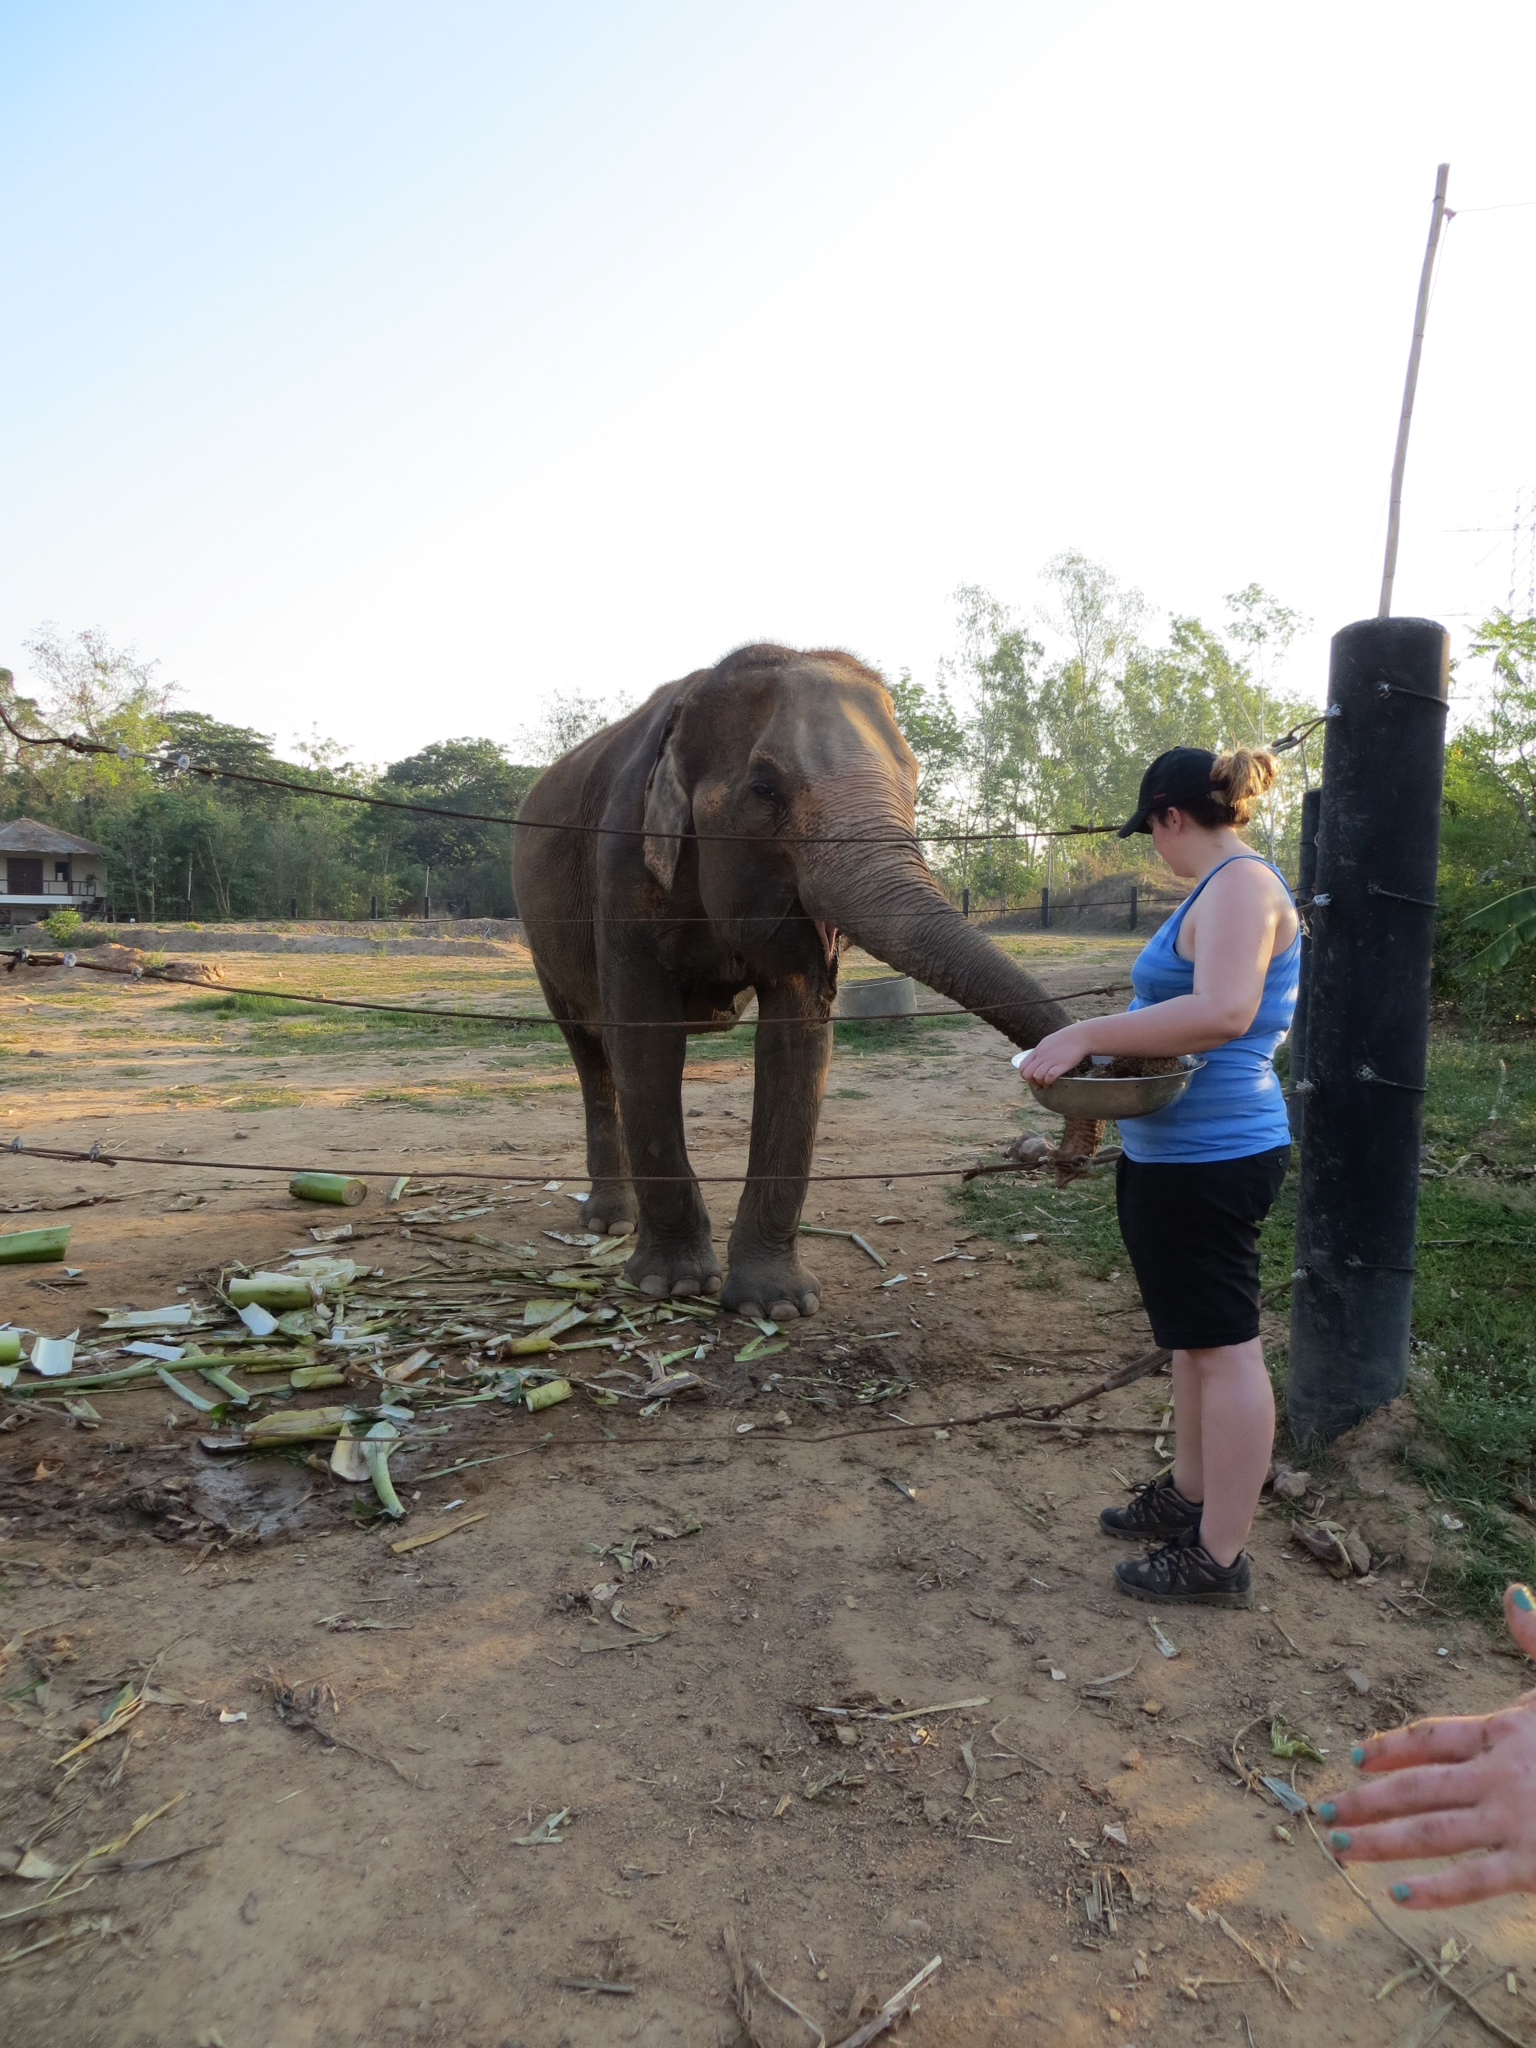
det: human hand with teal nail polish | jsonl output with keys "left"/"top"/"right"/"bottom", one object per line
{"left": 1317, "top": 1585, "right": 1536, "bottom": 1908}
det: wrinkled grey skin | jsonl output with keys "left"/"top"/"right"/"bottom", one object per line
{"left": 513, "top": 644, "right": 1095, "bottom": 1320}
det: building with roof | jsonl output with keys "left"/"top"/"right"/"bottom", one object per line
{"left": 0, "top": 818, "right": 107, "bottom": 922}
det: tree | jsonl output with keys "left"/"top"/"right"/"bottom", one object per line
{"left": 22, "top": 624, "right": 172, "bottom": 747}
{"left": 1465, "top": 610, "right": 1536, "bottom": 825}
{"left": 1039, "top": 550, "right": 1147, "bottom": 696}
{"left": 887, "top": 557, "right": 1319, "bottom": 911}
{"left": 886, "top": 667, "right": 966, "bottom": 834}
{"left": 1437, "top": 610, "right": 1536, "bottom": 1010}
{"left": 519, "top": 690, "right": 635, "bottom": 765}
{"left": 1222, "top": 584, "right": 1314, "bottom": 857}
{"left": 379, "top": 738, "right": 539, "bottom": 916}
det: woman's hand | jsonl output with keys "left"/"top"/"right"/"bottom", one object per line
{"left": 1316, "top": 1584, "right": 1536, "bottom": 1908}
{"left": 1015, "top": 1024, "right": 1093, "bottom": 1087}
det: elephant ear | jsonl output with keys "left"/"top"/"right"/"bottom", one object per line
{"left": 642, "top": 714, "right": 692, "bottom": 890}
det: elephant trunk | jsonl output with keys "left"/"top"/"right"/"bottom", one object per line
{"left": 799, "top": 829, "right": 1106, "bottom": 1166}
{"left": 797, "top": 829, "right": 1077, "bottom": 1052}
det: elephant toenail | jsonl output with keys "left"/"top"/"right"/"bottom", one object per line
{"left": 703, "top": 1275, "right": 722, "bottom": 1295}
{"left": 802, "top": 1295, "right": 820, "bottom": 1314}
{"left": 770, "top": 1301, "right": 798, "bottom": 1320}
{"left": 640, "top": 1275, "right": 667, "bottom": 1297}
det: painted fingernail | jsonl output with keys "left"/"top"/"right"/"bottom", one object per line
{"left": 1329, "top": 1830, "right": 1352, "bottom": 1851}
{"left": 1350, "top": 1746, "right": 1367, "bottom": 1766}
{"left": 1316, "top": 1801, "right": 1338, "bottom": 1822}
{"left": 1513, "top": 1586, "right": 1534, "bottom": 1612}
{"left": 1391, "top": 1883, "right": 1413, "bottom": 1902}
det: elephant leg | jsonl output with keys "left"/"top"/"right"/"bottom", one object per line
{"left": 603, "top": 986, "right": 721, "bottom": 1301}
{"left": 722, "top": 984, "right": 830, "bottom": 1320}
{"left": 550, "top": 1010, "right": 636, "bottom": 1237}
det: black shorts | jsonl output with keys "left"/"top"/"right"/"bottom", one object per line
{"left": 1115, "top": 1148, "right": 1290, "bottom": 1352}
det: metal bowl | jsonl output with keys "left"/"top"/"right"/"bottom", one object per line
{"left": 1021, "top": 1055, "right": 1204, "bottom": 1121}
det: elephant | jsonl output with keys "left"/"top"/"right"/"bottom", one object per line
{"left": 512, "top": 643, "right": 1097, "bottom": 1321}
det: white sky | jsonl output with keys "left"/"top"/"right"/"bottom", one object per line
{"left": 3, "top": 2, "right": 1534, "bottom": 762}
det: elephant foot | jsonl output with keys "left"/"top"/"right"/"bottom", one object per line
{"left": 581, "top": 1182, "right": 638, "bottom": 1238}
{"left": 626, "top": 1233, "right": 723, "bottom": 1301}
{"left": 722, "top": 1254, "right": 822, "bottom": 1322}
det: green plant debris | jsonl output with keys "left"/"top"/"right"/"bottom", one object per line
{"left": 363, "top": 1421, "right": 404, "bottom": 1518}
{"left": 1270, "top": 1718, "right": 1326, "bottom": 1764}
{"left": 0, "top": 1226, "right": 70, "bottom": 1266}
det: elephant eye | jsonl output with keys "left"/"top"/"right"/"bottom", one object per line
{"left": 749, "top": 779, "right": 777, "bottom": 803}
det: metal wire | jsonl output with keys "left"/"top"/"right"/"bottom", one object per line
{"left": 0, "top": 702, "right": 1120, "bottom": 845}
{"left": 89, "top": 966, "right": 1131, "bottom": 1031}
{"left": 0, "top": 699, "right": 1331, "bottom": 846}
{"left": 1271, "top": 710, "right": 1336, "bottom": 755}
{"left": 2, "top": 1134, "right": 1036, "bottom": 1187}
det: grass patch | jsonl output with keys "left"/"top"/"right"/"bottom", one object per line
{"left": 957, "top": 1170, "right": 1125, "bottom": 1280}
{"left": 834, "top": 1015, "right": 969, "bottom": 1056}
{"left": 956, "top": 1029, "right": 1536, "bottom": 1615}
{"left": 177, "top": 993, "right": 332, "bottom": 1021}
{"left": 174, "top": 990, "right": 565, "bottom": 1049}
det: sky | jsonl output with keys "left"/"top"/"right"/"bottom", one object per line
{"left": 3, "top": 1, "right": 1535, "bottom": 764}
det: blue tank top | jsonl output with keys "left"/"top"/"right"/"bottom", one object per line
{"left": 1118, "top": 854, "right": 1300, "bottom": 1165}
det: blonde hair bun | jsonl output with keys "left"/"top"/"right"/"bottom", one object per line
{"left": 1210, "top": 747, "right": 1279, "bottom": 825}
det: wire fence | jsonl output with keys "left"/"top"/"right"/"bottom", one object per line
{"left": 3, "top": 953, "right": 1132, "bottom": 1033}
{"left": 0, "top": 700, "right": 1333, "bottom": 848}
{"left": 4, "top": 1133, "right": 1077, "bottom": 1189}
{"left": 1, "top": 694, "right": 1315, "bottom": 1205}
{"left": 1, "top": 962, "right": 1125, "bottom": 1191}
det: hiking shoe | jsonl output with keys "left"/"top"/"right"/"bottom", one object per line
{"left": 1099, "top": 1473, "right": 1202, "bottom": 1542}
{"left": 1114, "top": 1540, "right": 1254, "bottom": 1608}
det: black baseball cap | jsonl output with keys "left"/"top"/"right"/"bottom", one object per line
{"left": 1117, "top": 747, "right": 1218, "bottom": 837}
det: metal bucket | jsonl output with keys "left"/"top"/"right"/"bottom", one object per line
{"left": 836, "top": 974, "right": 919, "bottom": 1021}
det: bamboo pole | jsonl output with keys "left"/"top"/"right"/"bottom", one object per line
{"left": 1379, "top": 164, "right": 1450, "bottom": 617}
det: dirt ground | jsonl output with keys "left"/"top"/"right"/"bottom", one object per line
{"left": 2, "top": 930, "right": 1534, "bottom": 2048}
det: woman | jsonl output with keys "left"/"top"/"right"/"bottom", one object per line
{"left": 1017, "top": 745, "right": 1299, "bottom": 1608}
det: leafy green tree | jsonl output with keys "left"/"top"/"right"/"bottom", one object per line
{"left": 1465, "top": 611, "right": 1536, "bottom": 825}
{"left": 1436, "top": 611, "right": 1536, "bottom": 1016}
{"left": 887, "top": 668, "right": 966, "bottom": 834}
{"left": 378, "top": 739, "right": 539, "bottom": 916}
{"left": 888, "top": 559, "right": 1319, "bottom": 911}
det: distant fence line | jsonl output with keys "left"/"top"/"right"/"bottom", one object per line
{"left": 967, "top": 880, "right": 1186, "bottom": 935}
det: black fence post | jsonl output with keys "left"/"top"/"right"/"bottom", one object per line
{"left": 1287, "top": 617, "right": 1449, "bottom": 1445}
{"left": 289, "top": 896, "right": 298, "bottom": 920}
{"left": 1288, "top": 786, "right": 1322, "bottom": 1145}
{"left": 370, "top": 894, "right": 378, "bottom": 920}
{"left": 962, "top": 887, "right": 970, "bottom": 919}
{"left": 1128, "top": 883, "right": 1138, "bottom": 932}
{"left": 1040, "top": 886, "right": 1051, "bottom": 931}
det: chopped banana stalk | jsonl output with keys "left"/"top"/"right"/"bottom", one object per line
{"left": 289, "top": 1172, "right": 367, "bottom": 1207}
{"left": 0, "top": 1226, "right": 70, "bottom": 1265}
{"left": 363, "top": 1420, "right": 404, "bottom": 1518}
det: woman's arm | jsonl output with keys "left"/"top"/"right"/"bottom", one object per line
{"left": 1016, "top": 862, "right": 1285, "bottom": 1085}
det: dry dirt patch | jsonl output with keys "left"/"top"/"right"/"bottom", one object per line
{"left": 1, "top": 937, "right": 1533, "bottom": 2048}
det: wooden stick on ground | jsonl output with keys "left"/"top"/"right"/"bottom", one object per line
{"left": 722, "top": 1925, "right": 768, "bottom": 2047}
{"left": 1029, "top": 1344, "right": 1172, "bottom": 1421}
{"left": 1304, "top": 1817, "right": 1532, "bottom": 2048}
{"left": 1215, "top": 1912, "right": 1299, "bottom": 2009}
{"left": 830, "top": 1956, "right": 943, "bottom": 2048}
